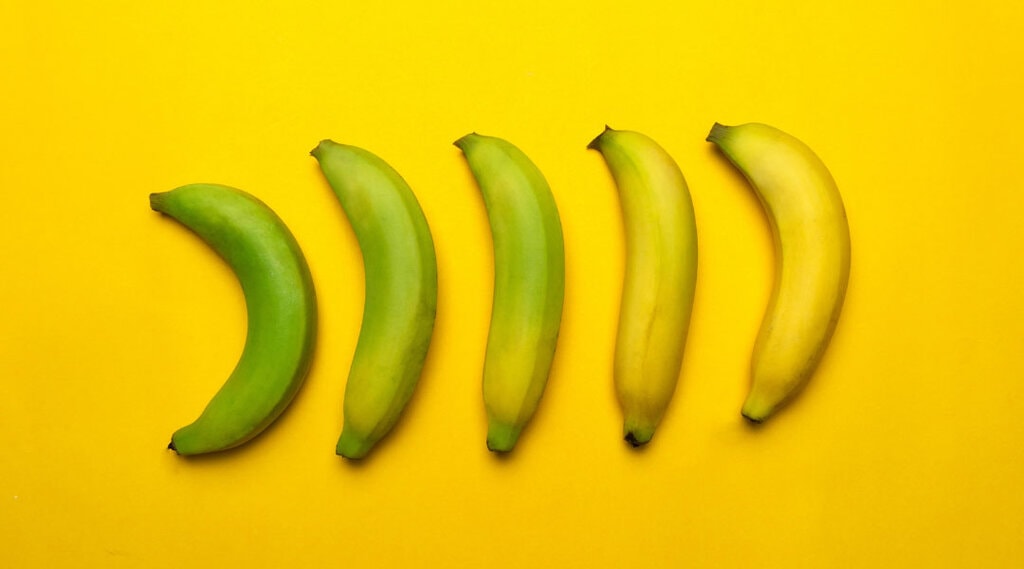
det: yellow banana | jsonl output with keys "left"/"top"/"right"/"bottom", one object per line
{"left": 311, "top": 140, "right": 438, "bottom": 459}
{"left": 707, "top": 122, "right": 851, "bottom": 423}
{"left": 589, "top": 127, "right": 698, "bottom": 446}
{"left": 151, "top": 184, "right": 318, "bottom": 455}
{"left": 455, "top": 133, "right": 565, "bottom": 453}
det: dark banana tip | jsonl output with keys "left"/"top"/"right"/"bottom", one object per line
{"left": 706, "top": 122, "right": 729, "bottom": 143}
{"left": 586, "top": 124, "right": 615, "bottom": 150}
{"left": 453, "top": 132, "right": 480, "bottom": 150}
{"left": 167, "top": 440, "right": 178, "bottom": 453}
{"left": 148, "top": 192, "right": 166, "bottom": 212}
{"left": 487, "top": 447, "right": 515, "bottom": 463}
{"left": 485, "top": 442, "right": 512, "bottom": 454}
{"left": 310, "top": 139, "right": 332, "bottom": 158}
{"left": 624, "top": 432, "right": 650, "bottom": 448}
{"left": 741, "top": 412, "right": 765, "bottom": 426}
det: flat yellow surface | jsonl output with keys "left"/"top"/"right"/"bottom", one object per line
{"left": 2, "top": 1, "right": 1022, "bottom": 567}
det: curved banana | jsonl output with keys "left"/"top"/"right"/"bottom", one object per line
{"left": 150, "top": 184, "right": 318, "bottom": 456}
{"left": 311, "top": 140, "right": 437, "bottom": 459}
{"left": 707, "top": 122, "right": 851, "bottom": 423}
{"left": 455, "top": 133, "right": 565, "bottom": 453}
{"left": 588, "top": 127, "right": 698, "bottom": 446}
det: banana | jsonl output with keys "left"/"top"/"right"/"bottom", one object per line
{"left": 707, "top": 122, "right": 851, "bottom": 423}
{"left": 588, "top": 127, "right": 698, "bottom": 446}
{"left": 311, "top": 140, "right": 437, "bottom": 459}
{"left": 151, "top": 184, "right": 318, "bottom": 455}
{"left": 455, "top": 133, "right": 565, "bottom": 453}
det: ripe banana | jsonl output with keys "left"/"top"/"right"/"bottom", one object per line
{"left": 707, "top": 122, "right": 851, "bottom": 423}
{"left": 311, "top": 140, "right": 438, "bottom": 459}
{"left": 588, "top": 127, "right": 698, "bottom": 446}
{"left": 151, "top": 183, "right": 318, "bottom": 455}
{"left": 455, "top": 133, "right": 565, "bottom": 453}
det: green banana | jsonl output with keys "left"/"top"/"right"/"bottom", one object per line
{"left": 151, "top": 183, "right": 318, "bottom": 455}
{"left": 588, "top": 127, "right": 698, "bottom": 446}
{"left": 707, "top": 122, "right": 851, "bottom": 423}
{"left": 311, "top": 140, "right": 437, "bottom": 460}
{"left": 455, "top": 133, "right": 565, "bottom": 453}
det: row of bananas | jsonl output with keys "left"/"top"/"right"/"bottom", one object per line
{"left": 151, "top": 122, "right": 850, "bottom": 458}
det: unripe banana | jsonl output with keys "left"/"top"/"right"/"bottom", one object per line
{"left": 588, "top": 127, "right": 698, "bottom": 446}
{"left": 311, "top": 140, "right": 438, "bottom": 459}
{"left": 455, "top": 133, "right": 565, "bottom": 453}
{"left": 707, "top": 122, "right": 851, "bottom": 423}
{"left": 150, "top": 184, "right": 318, "bottom": 456}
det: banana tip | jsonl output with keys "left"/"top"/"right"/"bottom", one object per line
{"left": 148, "top": 192, "right": 166, "bottom": 212}
{"left": 486, "top": 443, "right": 514, "bottom": 455}
{"left": 586, "top": 125, "right": 615, "bottom": 150}
{"left": 485, "top": 421, "right": 522, "bottom": 453}
{"left": 706, "top": 122, "right": 729, "bottom": 143}
{"left": 309, "top": 139, "right": 332, "bottom": 158}
{"left": 453, "top": 132, "right": 479, "bottom": 150}
{"left": 337, "top": 451, "right": 365, "bottom": 461}
{"left": 741, "top": 396, "right": 773, "bottom": 425}
{"left": 741, "top": 412, "right": 766, "bottom": 426}
{"left": 624, "top": 431, "right": 652, "bottom": 448}
{"left": 336, "top": 431, "right": 375, "bottom": 460}
{"left": 485, "top": 436, "right": 517, "bottom": 454}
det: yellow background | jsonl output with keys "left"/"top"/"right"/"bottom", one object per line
{"left": 2, "top": 1, "right": 1022, "bottom": 566}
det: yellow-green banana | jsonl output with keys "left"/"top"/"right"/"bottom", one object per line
{"left": 707, "top": 122, "right": 851, "bottom": 423}
{"left": 589, "top": 127, "right": 698, "bottom": 446}
{"left": 311, "top": 140, "right": 438, "bottom": 459}
{"left": 455, "top": 133, "right": 565, "bottom": 453}
{"left": 151, "top": 183, "right": 318, "bottom": 456}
